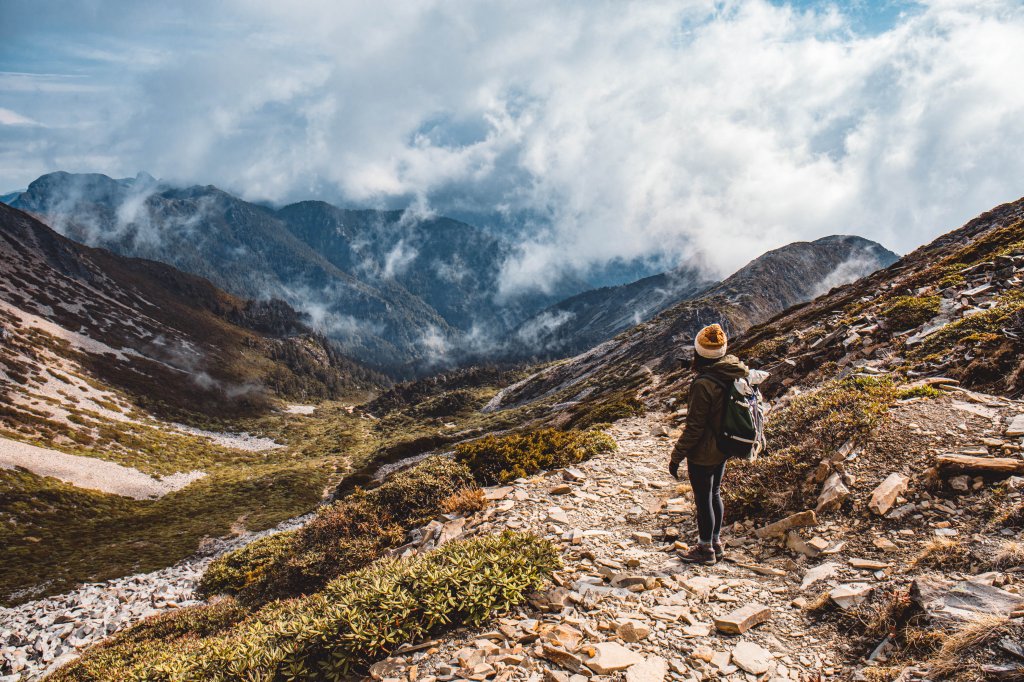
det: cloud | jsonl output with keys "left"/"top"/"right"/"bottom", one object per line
{"left": 515, "top": 309, "right": 576, "bottom": 348}
{"left": 2, "top": 0, "right": 1024, "bottom": 293}
{"left": 381, "top": 239, "right": 418, "bottom": 278}
{"left": 0, "top": 107, "right": 42, "bottom": 127}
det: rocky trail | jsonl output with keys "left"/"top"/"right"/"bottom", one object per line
{"left": 368, "top": 400, "right": 1024, "bottom": 682}
{"left": 385, "top": 414, "right": 851, "bottom": 681}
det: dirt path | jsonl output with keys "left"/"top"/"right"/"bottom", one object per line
{"left": 391, "top": 412, "right": 848, "bottom": 680}
{"left": 0, "top": 436, "right": 204, "bottom": 500}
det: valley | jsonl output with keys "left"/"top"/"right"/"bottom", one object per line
{"left": 0, "top": 192, "right": 1022, "bottom": 681}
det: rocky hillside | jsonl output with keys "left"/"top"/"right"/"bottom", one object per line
{"left": 487, "top": 235, "right": 897, "bottom": 414}
{"left": 733, "top": 196, "right": 1024, "bottom": 401}
{"left": 0, "top": 201, "right": 380, "bottom": 425}
{"left": 509, "top": 236, "right": 895, "bottom": 361}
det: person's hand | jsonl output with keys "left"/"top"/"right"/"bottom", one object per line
{"left": 668, "top": 459, "right": 680, "bottom": 480}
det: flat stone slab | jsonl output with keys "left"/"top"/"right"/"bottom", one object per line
{"left": 1006, "top": 414, "right": 1024, "bottom": 437}
{"left": 912, "top": 576, "right": 1024, "bottom": 625}
{"left": 714, "top": 604, "right": 771, "bottom": 634}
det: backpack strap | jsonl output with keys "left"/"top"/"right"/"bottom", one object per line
{"left": 697, "top": 372, "right": 731, "bottom": 392}
{"left": 695, "top": 372, "right": 731, "bottom": 431}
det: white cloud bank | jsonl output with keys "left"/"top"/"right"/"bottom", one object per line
{"left": 2, "top": 0, "right": 1024, "bottom": 294}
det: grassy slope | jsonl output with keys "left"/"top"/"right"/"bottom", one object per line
{"left": 0, "top": 373, "right": 546, "bottom": 605}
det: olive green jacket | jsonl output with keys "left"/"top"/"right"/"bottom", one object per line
{"left": 670, "top": 355, "right": 749, "bottom": 467}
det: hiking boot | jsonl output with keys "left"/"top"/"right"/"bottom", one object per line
{"left": 678, "top": 544, "right": 716, "bottom": 565}
{"left": 712, "top": 541, "right": 725, "bottom": 562}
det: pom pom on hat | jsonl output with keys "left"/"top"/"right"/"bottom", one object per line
{"left": 695, "top": 324, "right": 727, "bottom": 359}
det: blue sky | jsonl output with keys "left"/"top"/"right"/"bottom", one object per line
{"left": 2, "top": 1, "right": 1024, "bottom": 293}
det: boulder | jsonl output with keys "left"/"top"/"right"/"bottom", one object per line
{"left": 483, "top": 486, "right": 514, "bottom": 500}
{"left": 785, "top": 531, "right": 819, "bottom": 558}
{"left": 616, "top": 620, "right": 651, "bottom": 643}
{"left": 713, "top": 604, "right": 771, "bottom": 634}
{"left": 800, "top": 562, "right": 840, "bottom": 590}
{"left": 541, "top": 644, "right": 587, "bottom": 673}
{"left": 546, "top": 507, "right": 570, "bottom": 525}
{"left": 868, "top": 473, "right": 909, "bottom": 515}
{"left": 831, "top": 583, "right": 873, "bottom": 610}
{"left": 754, "top": 511, "right": 818, "bottom": 539}
{"left": 545, "top": 624, "right": 583, "bottom": 651}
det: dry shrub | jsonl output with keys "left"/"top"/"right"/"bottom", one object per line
{"left": 440, "top": 487, "right": 487, "bottom": 515}
{"left": 913, "top": 538, "right": 974, "bottom": 572}
{"left": 861, "top": 588, "right": 916, "bottom": 639}
{"left": 993, "top": 499, "right": 1024, "bottom": 528}
{"left": 726, "top": 376, "right": 897, "bottom": 518}
{"left": 860, "top": 668, "right": 905, "bottom": 682}
{"left": 992, "top": 540, "right": 1024, "bottom": 570}
{"left": 928, "top": 615, "right": 1009, "bottom": 679}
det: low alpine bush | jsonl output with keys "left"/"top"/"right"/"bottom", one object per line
{"left": 199, "top": 456, "right": 475, "bottom": 604}
{"left": 197, "top": 531, "right": 298, "bottom": 597}
{"left": 49, "top": 598, "right": 247, "bottom": 682}
{"left": 455, "top": 428, "right": 616, "bottom": 485}
{"left": 56, "top": 532, "right": 560, "bottom": 681}
{"left": 882, "top": 295, "right": 940, "bottom": 331}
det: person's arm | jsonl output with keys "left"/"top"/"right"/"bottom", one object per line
{"left": 669, "top": 380, "right": 713, "bottom": 474}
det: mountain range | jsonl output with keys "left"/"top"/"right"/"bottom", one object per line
{"left": 485, "top": 234, "right": 898, "bottom": 412}
{"left": 5, "top": 171, "right": 897, "bottom": 377}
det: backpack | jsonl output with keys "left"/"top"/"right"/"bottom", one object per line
{"left": 699, "top": 371, "right": 767, "bottom": 460}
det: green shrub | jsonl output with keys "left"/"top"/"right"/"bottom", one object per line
{"left": 882, "top": 295, "right": 940, "bottom": 330}
{"left": 568, "top": 395, "right": 645, "bottom": 429}
{"left": 57, "top": 532, "right": 560, "bottom": 681}
{"left": 198, "top": 531, "right": 298, "bottom": 597}
{"left": 725, "top": 376, "right": 897, "bottom": 518}
{"left": 50, "top": 599, "right": 247, "bottom": 682}
{"left": 895, "top": 384, "right": 943, "bottom": 400}
{"left": 200, "top": 456, "right": 475, "bottom": 604}
{"left": 455, "top": 428, "right": 617, "bottom": 484}
{"left": 368, "top": 456, "right": 475, "bottom": 527}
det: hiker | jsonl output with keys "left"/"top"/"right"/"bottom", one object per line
{"left": 668, "top": 323, "right": 750, "bottom": 565}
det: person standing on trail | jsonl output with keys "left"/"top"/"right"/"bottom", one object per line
{"left": 668, "top": 323, "right": 749, "bottom": 565}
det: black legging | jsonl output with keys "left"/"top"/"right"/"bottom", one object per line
{"left": 687, "top": 460, "right": 726, "bottom": 544}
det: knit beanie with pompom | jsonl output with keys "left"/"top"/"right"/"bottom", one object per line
{"left": 694, "top": 323, "right": 727, "bottom": 359}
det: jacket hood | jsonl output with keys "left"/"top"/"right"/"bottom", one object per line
{"left": 705, "top": 354, "right": 748, "bottom": 379}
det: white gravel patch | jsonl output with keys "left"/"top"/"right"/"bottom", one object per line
{"left": 0, "top": 437, "right": 204, "bottom": 500}
{"left": 283, "top": 404, "right": 316, "bottom": 415}
{"left": 171, "top": 424, "right": 284, "bottom": 451}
